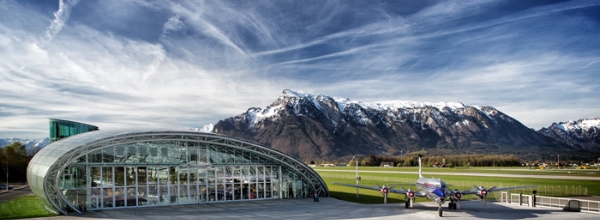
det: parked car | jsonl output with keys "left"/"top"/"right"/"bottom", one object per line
{"left": 0, "top": 184, "right": 14, "bottom": 190}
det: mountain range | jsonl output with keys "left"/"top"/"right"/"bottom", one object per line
{"left": 213, "top": 89, "right": 598, "bottom": 162}
{"left": 0, "top": 137, "right": 50, "bottom": 156}
{"left": 4, "top": 90, "right": 598, "bottom": 162}
{"left": 538, "top": 118, "right": 600, "bottom": 152}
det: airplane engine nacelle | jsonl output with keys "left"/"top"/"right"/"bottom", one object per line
{"left": 480, "top": 189, "right": 487, "bottom": 197}
{"left": 407, "top": 191, "right": 415, "bottom": 199}
{"left": 381, "top": 187, "right": 389, "bottom": 195}
{"left": 454, "top": 192, "right": 462, "bottom": 200}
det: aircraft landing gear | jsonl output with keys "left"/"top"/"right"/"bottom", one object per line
{"left": 448, "top": 200, "right": 457, "bottom": 210}
{"left": 438, "top": 207, "right": 443, "bottom": 217}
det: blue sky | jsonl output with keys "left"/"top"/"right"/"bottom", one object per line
{"left": 1, "top": 0, "right": 599, "bottom": 139}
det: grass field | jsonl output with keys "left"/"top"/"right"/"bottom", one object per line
{"left": 1, "top": 166, "right": 598, "bottom": 219}
{"left": 316, "top": 166, "right": 600, "bottom": 176}
{"left": 0, "top": 195, "right": 55, "bottom": 219}
{"left": 316, "top": 166, "right": 600, "bottom": 204}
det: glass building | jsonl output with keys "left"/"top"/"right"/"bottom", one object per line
{"left": 49, "top": 119, "right": 99, "bottom": 142}
{"left": 27, "top": 129, "right": 329, "bottom": 215}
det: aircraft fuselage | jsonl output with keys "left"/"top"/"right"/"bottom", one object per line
{"left": 416, "top": 177, "right": 448, "bottom": 204}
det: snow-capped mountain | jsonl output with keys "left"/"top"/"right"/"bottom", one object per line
{"left": 214, "top": 89, "right": 574, "bottom": 161}
{"left": 0, "top": 137, "right": 50, "bottom": 155}
{"left": 191, "top": 124, "right": 214, "bottom": 133}
{"left": 538, "top": 117, "right": 600, "bottom": 151}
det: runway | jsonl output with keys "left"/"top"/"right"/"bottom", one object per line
{"left": 35, "top": 197, "right": 599, "bottom": 220}
{"left": 316, "top": 169, "right": 600, "bottom": 181}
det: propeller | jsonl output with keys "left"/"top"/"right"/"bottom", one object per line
{"left": 453, "top": 189, "right": 462, "bottom": 200}
{"left": 474, "top": 185, "right": 496, "bottom": 206}
{"left": 376, "top": 184, "right": 396, "bottom": 204}
{"left": 401, "top": 186, "right": 415, "bottom": 209}
{"left": 407, "top": 189, "right": 416, "bottom": 199}
{"left": 452, "top": 189, "right": 462, "bottom": 209}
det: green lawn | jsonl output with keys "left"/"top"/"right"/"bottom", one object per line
{"left": 0, "top": 195, "right": 55, "bottom": 219}
{"left": 318, "top": 167, "right": 600, "bottom": 204}
{"left": 315, "top": 166, "right": 600, "bottom": 176}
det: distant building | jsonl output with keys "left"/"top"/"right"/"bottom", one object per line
{"left": 380, "top": 162, "right": 394, "bottom": 167}
{"left": 49, "top": 118, "right": 98, "bottom": 142}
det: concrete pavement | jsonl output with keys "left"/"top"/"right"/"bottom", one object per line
{"left": 29, "top": 197, "right": 599, "bottom": 220}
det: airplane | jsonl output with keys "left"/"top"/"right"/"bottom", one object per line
{"left": 333, "top": 156, "right": 535, "bottom": 217}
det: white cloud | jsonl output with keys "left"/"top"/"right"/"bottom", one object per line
{"left": 46, "top": 0, "right": 80, "bottom": 41}
{"left": 0, "top": 0, "right": 599, "bottom": 138}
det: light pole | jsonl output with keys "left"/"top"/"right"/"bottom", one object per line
{"left": 4, "top": 161, "right": 7, "bottom": 192}
{"left": 352, "top": 154, "right": 364, "bottom": 198}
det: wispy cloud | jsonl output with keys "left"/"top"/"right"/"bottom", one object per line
{"left": 46, "top": 0, "right": 80, "bottom": 41}
{"left": 0, "top": 0, "right": 599, "bottom": 138}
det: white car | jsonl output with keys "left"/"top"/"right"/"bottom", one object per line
{"left": 0, "top": 184, "right": 14, "bottom": 190}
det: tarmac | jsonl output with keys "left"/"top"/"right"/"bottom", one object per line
{"left": 29, "top": 197, "right": 599, "bottom": 220}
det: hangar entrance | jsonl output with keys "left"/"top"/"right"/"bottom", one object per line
{"left": 78, "top": 164, "right": 306, "bottom": 210}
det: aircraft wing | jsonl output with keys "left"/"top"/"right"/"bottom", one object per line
{"left": 332, "top": 182, "right": 429, "bottom": 197}
{"left": 331, "top": 182, "right": 386, "bottom": 191}
{"left": 462, "top": 185, "right": 537, "bottom": 195}
{"left": 387, "top": 188, "right": 408, "bottom": 194}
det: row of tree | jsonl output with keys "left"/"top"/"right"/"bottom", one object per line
{"left": 348, "top": 154, "right": 522, "bottom": 167}
{"left": 0, "top": 142, "right": 30, "bottom": 183}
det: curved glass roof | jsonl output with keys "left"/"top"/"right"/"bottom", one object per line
{"left": 27, "top": 129, "right": 328, "bottom": 214}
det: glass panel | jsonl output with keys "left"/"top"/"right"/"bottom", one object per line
{"left": 126, "top": 167, "right": 136, "bottom": 187}
{"left": 139, "top": 145, "right": 149, "bottom": 162}
{"left": 89, "top": 151, "right": 102, "bottom": 163}
{"left": 90, "top": 188, "right": 101, "bottom": 210}
{"left": 198, "top": 167, "right": 207, "bottom": 202}
{"left": 114, "top": 187, "right": 125, "bottom": 207}
{"left": 149, "top": 146, "right": 158, "bottom": 163}
{"left": 179, "top": 167, "right": 189, "bottom": 204}
{"left": 137, "top": 167, "right": 147, "bottom": 184}
{"left": 138, "top": 185, "right": 147, "bottom": 207}
{"left": 115, "top": 167, "right": 125, "bottom": 186}
{"left": 102, "top": 167, "right": 113, "bottom": 187}
{"left": 159, "top": 184, "right": 169, "bottom": 205}
{"left": 147, "top": 184, "right": 159, "bottom": 205}
{"left": 207, "top": 168, "right": 216, "bottom": 201}
{"left": 103, "top": 147, "right": 115, "bottom": 163}
{"left": 148, "top": 166, "right": 158, "bottom": 184}
{"left": 91, "top": 167, "right": 102, "bottom": 187}
{"left": 190, "top": 146, "right": 198, "bottom": 165}
{"left": 104, "top": 187, "right": 114, "bottom": 208}
{"left": 198, "top": 145, "right": 207, "bottom": 164}
{"left": 170, "top": 185, "right": 178, "bottom": 204}
{"left": 158, "top": 167, "right": 168, "bottom": 185}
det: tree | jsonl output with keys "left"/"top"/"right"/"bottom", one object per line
{"left": 2, "top": 142, "right": 29, "bottom": 182}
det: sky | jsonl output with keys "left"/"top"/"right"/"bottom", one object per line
{"left": 1, "top": 0, "right": 599, "bottom": 139}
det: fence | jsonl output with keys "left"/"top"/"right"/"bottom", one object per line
{"left": 320, "top": 173, "right": 589, "bottom": 197}
{"left": 503, "top": 193, "right": 600, "bottom": 214}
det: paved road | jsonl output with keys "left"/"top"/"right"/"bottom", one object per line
{"left": 0, "top": 184, "right": 33, "bottom": 203}
{"left": 32, "top": 198, "right": 599, "bottom": 220}
{"left": 2, "top": 185, "right": 599, "bottom": 219}
{"left": 315, "top": 169, "right": 600, "bottom": 181}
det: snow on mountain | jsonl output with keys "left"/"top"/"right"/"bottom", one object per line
{"left": 554, "top": 118, "right": 600, "bottom": 133}
{"left": 0, "top": 137, "right": 50, "bottom": 155}
{"left": 215, "top": 89, "right": 570, "bottom": 161}
{"left": 191, "top": 123, "right": 215, "bottom": 133}
{"left": 243, "top": 89, "right": 497, "bottom": 130}
{"left": 538, "top": 117, "right": 600, "bottom": 151}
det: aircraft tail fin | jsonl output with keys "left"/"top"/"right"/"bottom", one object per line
{"left": 418, "top": 155, "right": 423, "bottom": 178}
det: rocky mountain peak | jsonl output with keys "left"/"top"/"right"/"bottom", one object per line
{"left": 214, "top": 89, "right": 574, "bottom": 161}
{"left": 539, "top": 117, "right": 600, "bottom": 151}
